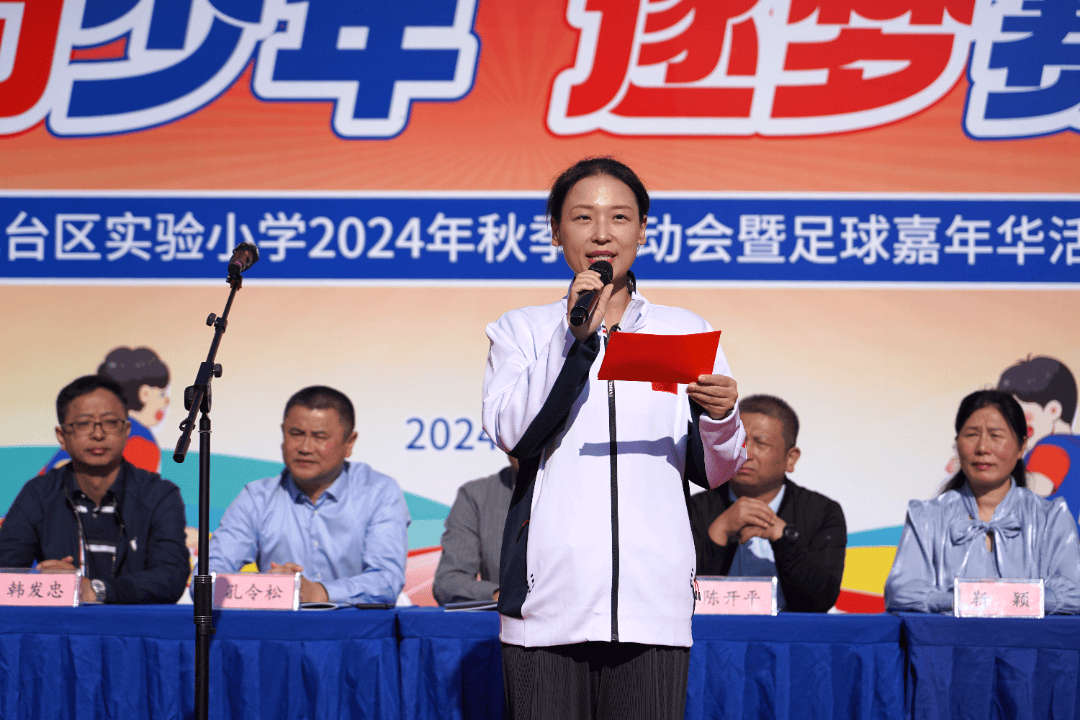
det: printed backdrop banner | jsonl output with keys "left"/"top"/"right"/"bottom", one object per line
{"left": 1, "top": 0, "right": 1078, "bottom": 609}
{"left": 3, "top": 193, "right": 1080, "bottom": 283}
{"left": 1, "top": 1, "right": 1077, "bottom": 193}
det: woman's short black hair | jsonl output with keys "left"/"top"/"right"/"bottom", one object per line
{"left": 56, "top": 375, "right": 128, "bottom": 424}
{"left": 942, "top": 389, "right": 1028, "bottom": 492}
{"left": 547, "top": 157, "right": 650, "bottom": 227}
{"left": 98, "top": 347, "right": 169, "bottom": 412}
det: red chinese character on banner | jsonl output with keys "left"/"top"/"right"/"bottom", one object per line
{"left": 773, "top": 0, "right": 976, "bottom": 118}
{"left": 549, "top": 0, "right": 978, "bottom": 137}
{"left": 563, "top": 0, "right": 757, "bottom": 120}
{"left": 0, "top": 0, "right": 63, "bottom": 120}
{"left": 774, "top": 29, "right": 954, "bottom": 117}
{"left": 638, "top": 1, "right": 759, "bottom": 80}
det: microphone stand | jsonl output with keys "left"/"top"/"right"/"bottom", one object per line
{"left": 173, "top": 265, "right": 250, "bottom": 720}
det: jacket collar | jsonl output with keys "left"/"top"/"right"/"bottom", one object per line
{"left": 62, "top": 460, "right": 128, "bottom": 507}
{"left": 616, "top": 291, "right": 649, "bottom": 333}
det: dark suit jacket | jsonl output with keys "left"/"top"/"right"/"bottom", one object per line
{"left": 689, "top": 477, "right": 847, "bottom": 612}
{"left": 0, "top": 461, "right": 190, "bottom": 603}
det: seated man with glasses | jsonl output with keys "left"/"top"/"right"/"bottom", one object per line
{"left": 0, "top": 375, "right": 190, "bottom": 603}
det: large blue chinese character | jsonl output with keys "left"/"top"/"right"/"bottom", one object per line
{"left": 50, "top": 0, "right": 279, "bottom": 136}
{"left": 253, "top": 0, "right": 479, "bottom": 137}
{"left": 984, "top": 0, "right": 1080, "bottom": 119}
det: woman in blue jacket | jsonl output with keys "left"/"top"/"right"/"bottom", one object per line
{"left": 885, "top": 390, "right": 1080, "bottom": 615}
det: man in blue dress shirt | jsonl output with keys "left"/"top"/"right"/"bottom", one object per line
{"left": 209, "top": 386, "right": 410, "bottom": 604}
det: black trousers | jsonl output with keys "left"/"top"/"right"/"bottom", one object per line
{"left": 502, "top": 642, "right": 690, "bottom": 720}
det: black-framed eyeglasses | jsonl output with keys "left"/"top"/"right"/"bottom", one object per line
{"left": 62, "top": 418, "right": 128, "bottom": 436}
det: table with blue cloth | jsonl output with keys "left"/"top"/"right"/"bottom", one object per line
{"left": 899, "top": 613, "right": 1080, "bottom": 720}
{"left": 10, "top": 606, "right": 1074, "bottom": 720}
{"left": 688, "top": 613, "right": 904, "bottom": 720}
{"left": 397, "top": 608, "right": 503, "bottom": 720}
{"left": 0, "top": 604, "right": 400, "bottom": 720}
{"left": 397, "top": 608, "right": 906, "bottom": 720}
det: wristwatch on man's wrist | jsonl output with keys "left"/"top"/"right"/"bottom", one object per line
{"left": 90, "top": 579, "right": 107, "bottom": 603}
{"left": 781, "top": 525, "right": 800, "bottom": 543}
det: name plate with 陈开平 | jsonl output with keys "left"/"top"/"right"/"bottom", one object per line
{"left": 213, "top": 572, "right": 300, "bottom": 610}
{"left": 694, "top": 576, "right": 777, "bottom": 615}
{"left": 954, "top": 578, "right": 1044, "bottom": 618}
{"left": 0, "top": 568, "right": 81, "bottom": 607}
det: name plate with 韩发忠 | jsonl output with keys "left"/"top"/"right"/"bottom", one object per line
{"left": 954, "top": 578, "right": 1044, "bottom": 618}
{"left": 0, "top": 568, "right": 81, "bottom": 607}
{"left": 213, "top": 572, "right": 300, "bottom": 610}
{"left": 694, "top": 576, "right": 777, "bottom": 615}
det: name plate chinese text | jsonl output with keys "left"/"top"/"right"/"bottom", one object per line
{"left": 954, "top": 578, "right": 1044, "bottom": 618}
{"left": 213, "top": 573, "right": 300, "bottom": 610}
{"left": 695, "top": 576, "right": 777, "bottom": 615}
{"left": 0, "top": 569, "right": 80, "bottom": 607}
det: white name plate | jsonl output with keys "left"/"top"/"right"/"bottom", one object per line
{"left": 695, "top": 576, "right": 777, "bottom": 615}
{"left": 213, "top": 572, "right": 300, "bottom": 610}
{"left": 954, "top": 578, "right": 1044, "bottom": 618}
{"left": 0, "top": 568, "right": 81, "bottom": 607}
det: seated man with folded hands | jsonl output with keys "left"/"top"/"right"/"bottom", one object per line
{"left": 689, "top": 394, "right": 846, "bottom": 612}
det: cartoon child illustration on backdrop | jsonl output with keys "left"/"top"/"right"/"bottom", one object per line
{"left": 997, "top": 356, "right": 1080, "bottom": 511}
{"left": 41, "top": 347, "right": 170, "bottom": 474}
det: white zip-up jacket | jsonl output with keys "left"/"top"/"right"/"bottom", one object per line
{"left": 482, "top": 289, "right": 746, "bottom": 647}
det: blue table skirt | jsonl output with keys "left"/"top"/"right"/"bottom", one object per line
{"left": 397, "top": 609, "right": 905, "bottom": 720}
{"left": 0, "top": 605, "right": 400, "bottom": 720}
{"left": 9, "top": 607, "right": 1072, "bottom": 720}
{"left": 687, "top": 614, "right": 904, "bottom": 720}
{"left": 397, "top": 609, "right": 502, "bottom": 720}
{"left": 899, "top": 613, "right": 1080, "bottom": 720}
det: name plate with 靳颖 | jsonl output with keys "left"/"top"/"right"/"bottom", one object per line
{"left": 213, "top": 572, "right": 300, "bottom": 610}
{"left": 694, "top": 576, "right": 777, "bottom": 615}
{"left": 954, "top": 578, "right": 1044, "bottom": 618}
{"left": 0, "top": 568, "right": 81, "bottom": 607}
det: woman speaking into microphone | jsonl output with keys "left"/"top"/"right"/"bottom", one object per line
{"left": 482, "top": 157, "right": 747, "bottom": 720}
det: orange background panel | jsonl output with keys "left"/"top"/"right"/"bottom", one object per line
{"left": 1, "top": 1, "right": 1077, "bottom": 193}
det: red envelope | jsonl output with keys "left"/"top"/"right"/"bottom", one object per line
{"left": 597, "top": 331, "right": 721, "bottom": 384}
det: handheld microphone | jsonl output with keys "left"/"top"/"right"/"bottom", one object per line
{"left": 568, "top": 260, "right": 614, "bottom": 327}
{"left": 227, "top": 239, "right": 260, "bottom": 277}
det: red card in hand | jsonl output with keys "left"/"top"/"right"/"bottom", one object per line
{"left": 597, "top": 331, "right": 721, "bottom": 384}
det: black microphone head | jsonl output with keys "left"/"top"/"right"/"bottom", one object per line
{"left": 240, "top": 239, "right": 260, "bottom": 263}
{"left": 589, "top": 260, "right": 613, "bottom": 285}
{"left": 228, "top": 240, "right": 260, "bottom": 276}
